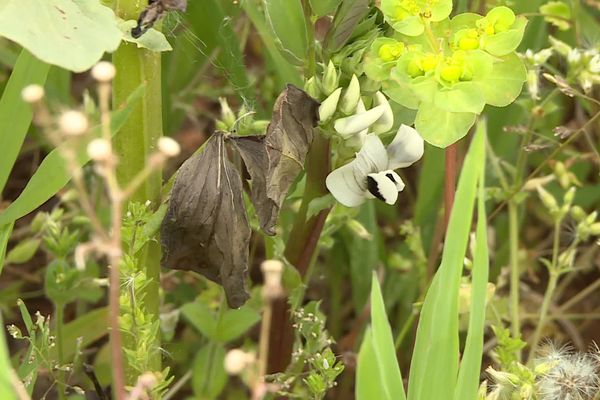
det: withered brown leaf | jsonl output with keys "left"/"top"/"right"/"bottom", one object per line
{"left": 161, "top": 134, "right": 251, "bottom": 308}
{"left": 230, "top": 84, "right": 319, "bottom": 235}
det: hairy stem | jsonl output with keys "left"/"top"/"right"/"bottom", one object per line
{"left": 55, "top": 303, "right": 66, "bottom": 400}
{"left": 508, "top": 202, "right": 521, "bottom": 355}
{"left": 113, "top": 0, "right": 163, "bottom": 383}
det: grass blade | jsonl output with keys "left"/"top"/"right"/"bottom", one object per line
{"left": 356, "top": 328, "right": 386, "bottom": 400}
{"left": 0, "top": 313, "right": 17, "bottom": 400}
{"left": 0, "top": 49, "right": 50, "bottom": 192}
{"left": 0, "top": 85, "right": 144, "bottom": 226}
{"left": 0, "top": 222, "right": 12, "bottom": 277}
{"left": 454, "top": 122, "right": 489, "bottom": 400}
{"left": 362, "top": 272, "right": 407, "bottom": 400}
{"left": 407, "top": 124, "right": 485, "bottom": 400}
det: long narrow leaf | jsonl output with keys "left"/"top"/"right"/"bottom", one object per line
{"left": 454, "top": 122, "right": 489, "bottom": 400}
{"left": 0, "top": 314, "right": 17, "bottom": 400}
{"left": 0, "top": 85, "right": 144, "bottom": 226}
{"left": 357, "top": 273, "right": 406, "bottom": 400}
{"left": 407, "top": 125, "right": 485, "bottom": 400}
{"left": 356, "top": 328, "right": 387, "bottom": 400}
{"left": 0, "top": 222, "right": 12, "bottom": 276}
{"left": 0, "top": 49, "right": 50, "bottom": 192}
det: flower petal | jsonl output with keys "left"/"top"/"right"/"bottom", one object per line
{"left": 340, "top": 74, "right": 361, "bottom": 115}
{"left": 371, "top": 91, "right": 394, "bottom": 134}
{"left": 354, "top": 134, "right": 389, "bottom": 177}
{"left": 326, "top": 162, "right": 367, "bottom": 207}
{"left": 387, "top": 124, "right": 425, "bottom": 169}
{"left": 367, "top": 171, "right": 399, "bottom": 205}
{"left": 334, "top": 105, "right": 385, "bottom": 138}
{"left": 383, "top": 169, "right": 405, "bottom": 191}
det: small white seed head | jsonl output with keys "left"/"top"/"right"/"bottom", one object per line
{"left": 224, "top": 349, "right": 254, "bottom": 375}
{"left": 157, "top": 137, "right": 181, "bottom": 157}
{"left": 59, "top": 110, "right": 89, "bottom": 136}
{"left": 91, "top": 62, "right": 116, "bottom": 82}
{"left": 87, "top": 138, "right": 112, "bottom": 162}
{"left": 21, "top": 84, "right": 45, "bottom": 103}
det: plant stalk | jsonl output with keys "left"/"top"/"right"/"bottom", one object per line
{"left": 267, "top": 134, "right": 330, "bottom": 373}
{"left": 444, "top": 143, "right": 458, "bottom": 228}
{"left": 113, "top": 0, "right": 163, "bottom": 384}
{"left": 55, "top": 303, "right": 66, "bottom": 400}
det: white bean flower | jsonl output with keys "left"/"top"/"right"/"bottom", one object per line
{"left": 326, "top": 124, "right": 424, "bottom": 207}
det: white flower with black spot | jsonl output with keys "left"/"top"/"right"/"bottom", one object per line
{"left": 326, "top": 125, "right": 424, "bottom": 207}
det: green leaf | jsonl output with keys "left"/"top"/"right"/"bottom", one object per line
{"left": 407, "top": 122, "right": 485, "bottom": 400}
{"left": 367, "top": 272, "right": 406, "bottom": 400}
{"left": 0, "top": 0, "right": 121, "bottom": 72}
{"left": 192, "top": 343, "right": 227, "bottom": 399}
{"left": 434, "top": 82, "right": 486, "bottom": 114}
{"left": 356, "top": 328, "right": 387, "bottom": 400}
{"left": 415, "top": 102, "right": 477, "bottom": 148}
{"left": 324, "top": 0, "right": 370, "bottom": 53}
{"left": 5, "top": 238, "right": 40, "bottom": 265}
{"left": 0, "top": 223, "right": 13, "bottom": 277}
{"left": 540, "top": 1, "right": 571, "bottom": 30}
{"left": 454, "top": 121, "right": 488, "bottom": 400}
{"left": 307, "top": 194, "right": 335, "bottom": 218}
{"left": 215, "top": 305, "right": 260, "bottom": 343}
{"left": 181, "top": 302, "right": 217, "bottom": 340}
{"left": 482, "top": 17, "right": 528, "bottom": 57}
{"left": 0, "top": 313, "right": 17, "bottom": 400}
{"left": 430, "top": 0, "right": 453, "bottom": 21}
{"left": 479, "top": 53, "right": 526, "bottom": 107}
{"left": 310, "top": 0, "right": 341, "bottom": 17}
{"left": 265, "top": 0, "right": 308, "bottom": 65}
{"left": 0, "top": 85, "right": 144, "bottom": 226}
{"left": 391, "top": 16, "right": 424, "bottom": 37}
{"left": 0, "top": 49, "right": 50, "bottom": 193}
{"left": 118, "top": 20, "right": 172, "bottom": 52}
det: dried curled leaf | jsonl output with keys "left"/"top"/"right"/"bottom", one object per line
{"left": 161, "top": 134, "right": 250, "bottom": 308}
{"left": 231, "top": 84, "right": 319, "bottom": 235}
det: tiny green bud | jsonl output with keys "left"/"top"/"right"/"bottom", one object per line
{"left": 304, "top": 76, "right": 321, "bottom": 100}
{"left": 321, "top": 61, "right": 339, "bottom": 96}
{"left": 570, "top": 206, "right": 586, "bottom": 222}
{"left": 586, "top": 211, "right": 598, "bottom": 225}
{"left": 562, "top": 187, "right": 575, "bottom": 207}
{"left": 219, "top": 97, "right": 236, "bottom": 128}
{"left": 339, "top": 75, "right": 361, "bottom": 115}
{"left": 589, "top": 222, "right": 600, "bottom": 236}
{"left": 346, "top": 219, "right": 372, "bottom": 240}
{"left": 536, "top": 186, "right": 559, "bottom": 214}
{"left": 378, "top": 42, "right": 405, "bottom": 62}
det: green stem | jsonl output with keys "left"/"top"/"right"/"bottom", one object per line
{"left": 55, "top": 303, "right": 66, "bottom": 400}
{"left": 508, "top": 202, "right": 521, "bottom": 356}
{"left": 113, "top": 0, "right": 163, "bottom": 383}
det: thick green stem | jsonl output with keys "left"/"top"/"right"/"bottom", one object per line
{"left": 113, "top": 0, "right": 163, "bottom": 383}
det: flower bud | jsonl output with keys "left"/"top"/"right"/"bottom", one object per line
{"left": 371, "top": 91, "right": 393, "bottom": 134}
{"left": 219, "top": 97, "right": 236, "bottom": 128}
{"left": 157, "top": 137, "right": 181, "bottom": 157}
{"left": 378, "top": 42, "right": 405, "bottom": 62}
{"left": 321, "top": 61, "right": 339, "bottom": 96}
{"left": 589, "top": 222, "right": 600, "bottom": 236}
{"left": 21, "top": 84, "right": 45, "bottom": 103}
{"left": 562, "top": 187, "right": 575, "bottom": 207}
{"left": 318, "top": 88, "right": 342, "bottom": 123}
{"left": 440, "top": 65, "right": 462, "bottom": 83}
{"left": 570, "top": 206, "right": 586, "bottom": 222}
{"left": 536, "top": 186, "right": 559, "bottom": 215}
{"left": 549, "top": 36, "right": 571, "bottom": 56}
{"left": 91, "top": 61, "right": 116, "bottom": 82}
{"left": 346, "top": 219, "right": 372, "bottom": 240}
{"left": 339, "top": 75, "right": 361, "bottom": 115}
{"left": 87, "top": 138, "right": 112, "bottom": 162}
{"left": 304, "top": 76, "right": 321, "bottom": 99}
{"left": 59, "top": 111, "right": 89, "bottom": 136}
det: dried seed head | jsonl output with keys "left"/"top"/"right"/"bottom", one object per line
{"left": 59, "top": 110, "right": 89, "bottom": 136}
{"left": 87, "top": 138, "right": 112, "bottom": 162}
{"left": 91, "top": 61, "right": 116, "bottom": 82}
{"left": 157, "top": 137, "right": 181, "bottom": 157}
{"left": 21, "top": 84, "right": 45, "bottom": 103}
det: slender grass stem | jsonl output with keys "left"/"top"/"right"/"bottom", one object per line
{"left": 528, "top": 220, "right": 561, "bottom": 364}
{"left": 508, "top": 202, "right": 521, "bottom": 349}
{"left": 55, "top": 303, "right": 66, "bottom": 400}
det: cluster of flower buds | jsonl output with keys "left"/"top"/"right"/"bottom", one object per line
{"left": 216, "top": 97, "right": 269, "bottom": 135}
{"left": 536, "top": 186, "right": 575, "bottom": 221}
{"left": 522, "top": 48, "right": 553, "bottom": 99}
{"left": 549, "top": 36, "right": 600, "bottom": 93}
{"left": 571, "top": 207, "right": 600, "bottom": 241}
{"left": 308, "top": 61, "right": 394, "bottom": 148}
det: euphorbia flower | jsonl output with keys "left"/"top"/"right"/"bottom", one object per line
{"left": 326, "top": 125, "right": 424, "bottom": 207}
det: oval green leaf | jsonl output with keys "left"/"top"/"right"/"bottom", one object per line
{"left": 415, "top": 102, "right": 477, "bottom": 148}
{"left": 479, "top": 53, "right": 526, "bottom": 107}
{"left": 265, "top": 0, "right": 308, "bottom": 64}
{"left": 0, "top": 0, "right": 122, "bottom": 72}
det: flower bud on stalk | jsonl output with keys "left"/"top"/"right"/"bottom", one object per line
{"left": 321, "top": 61, "right": 339, "bottom": 96}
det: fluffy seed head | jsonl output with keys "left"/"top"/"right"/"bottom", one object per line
{"left": 224, "top": 349, "right": 254, "bottom": 375}
{"left": 21, "top": 84, "right": 45, "bottom": 103}
{"left": 91, "top": 61, "right": 116, "bottom": 82}
{"left": 157, "top": 137, "right": 181, "bottom": 157}
{"left": 59, "top": 111, "right": 89, "bottom": 136}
